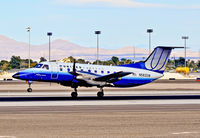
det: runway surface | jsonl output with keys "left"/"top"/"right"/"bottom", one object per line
{"left": 0, "top": 90, "right": 200, "bottom": 137}
{"left": 0, "top": 91, "right": 200, "bottom": 107}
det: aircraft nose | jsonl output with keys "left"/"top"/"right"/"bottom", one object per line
{"left": 12, "top": 72, "right": 20, "bottom": 79}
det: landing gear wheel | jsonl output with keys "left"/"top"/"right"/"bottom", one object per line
{"left": 97, "top": 92, "right": 104, "bottom": 98}
{"left": 27, "top": 88, "right": 32, "bottom": 92}
{"left": 71, "top": 92, "right": 78, "bottom": 98}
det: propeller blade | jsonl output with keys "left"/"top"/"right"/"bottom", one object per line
{"left": 73, "top": 59, "right": 76, "bottom": 79}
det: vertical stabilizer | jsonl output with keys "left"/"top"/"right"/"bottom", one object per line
{"left": 120, "top": 46, "right": 183, "bottom": 74}
{"left": 144, "top": 46, "right": 180, "bottom": 73}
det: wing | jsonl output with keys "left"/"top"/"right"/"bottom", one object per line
{"left": 76, "top": 70, "right": 100, "bottom": 78}
{"left": 69, "top": 70, "right": 131, "bottom": 86}
{"left": 94, "top": 71, "right": 132, "bottom": 82}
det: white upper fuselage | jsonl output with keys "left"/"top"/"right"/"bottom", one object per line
{"left": 47, "top": 62, "right": 163, "bottom": 80}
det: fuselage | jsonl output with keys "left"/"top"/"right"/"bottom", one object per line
{"left": 13, "top": 61, "right": 163, "bottom": 87}
{"left": 12, "top": 46, "right": 179, "bottom": 98}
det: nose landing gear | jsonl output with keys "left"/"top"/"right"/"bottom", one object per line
{"left": 26, "top": 80, "right": 33, "bottom": 92}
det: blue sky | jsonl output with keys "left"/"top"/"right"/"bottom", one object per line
{"left": 0, "top": 0, "right": 200, "bottom": 51}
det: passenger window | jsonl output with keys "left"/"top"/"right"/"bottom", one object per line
{"left": 42, "top": 65, "right": 49, "bottom": 70}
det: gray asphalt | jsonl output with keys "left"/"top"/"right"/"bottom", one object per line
{"left": 0, "top": 87, "right": 200, "bottom": 137}
{"left": 0, "top": 91, "right": 200, "bottom": 108}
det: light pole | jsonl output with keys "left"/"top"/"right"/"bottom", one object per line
{"left": 199, "top": 49, "right": 200, "bottom": 61}
{"left": 26, "top": 26, "right": 31, "bottom": 68}
{"left": 182, "top": 36, "right": 189, "bottom": 67}
{"left": 147, "top": 29, "right": 153, "bottom": 54}
{"left": 174, "top": 55, "right": 176, "bottom": 68}
{"left": 47, "top": 32, "right": 52, "bottom": 62}
{"left": 95, "top": 31, "right": 101, "bottom": 65}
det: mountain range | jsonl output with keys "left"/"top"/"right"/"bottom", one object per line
{"left": 0, "top": 35, "right": 199, "bottom": 61}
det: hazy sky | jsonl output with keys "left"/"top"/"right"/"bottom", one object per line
{"left": 1, "top": 0, "right": 200, "bottom": 50}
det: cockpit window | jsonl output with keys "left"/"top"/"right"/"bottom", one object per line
{"left": 35, "top": 64, "right": 43, "bottom": 68}
{"left": 42, "top": 64, "right": 49, "bottom": 70}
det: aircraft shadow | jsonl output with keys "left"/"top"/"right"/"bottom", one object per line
{"left": 0, "top": 95, "right": 200, "bottom": 102}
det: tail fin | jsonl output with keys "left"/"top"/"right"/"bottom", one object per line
{"left": 120, "top": 46, "right": 183, "bottom": 74}
{"left": 144, "top": 46, "right": 173, "bottom": 73}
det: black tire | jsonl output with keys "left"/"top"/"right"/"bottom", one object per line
{"left": 27, "top": 88, "right": 32, "bottom": 92}
{"left": 71, "top": 92, "right": 78, "bottom": 98}
{"left": 97, "top": 92, "right": 104, "bottom": 98}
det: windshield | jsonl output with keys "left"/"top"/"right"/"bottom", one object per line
{"left": 34, "top": 64, "right": 43, "bottom": 68}
{"left": 42, "top": 64, "right": 49, "bottom": 70}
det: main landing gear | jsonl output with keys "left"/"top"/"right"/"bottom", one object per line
{"left": 71, "top": 88, "right": 78, "bottom": 98}
{"left": 97, "top": 87, "right": 104, "bottom": 98}
{"left": 70, "top": 87, "right": 104, "bottom": 98}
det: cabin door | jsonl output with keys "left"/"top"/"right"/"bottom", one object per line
{"left": 51, "top": 63, "right": 59, "bottom": 79}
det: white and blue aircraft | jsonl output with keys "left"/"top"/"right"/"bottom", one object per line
{"left": 12, "top": 46, "right": 179, "bottom": 98}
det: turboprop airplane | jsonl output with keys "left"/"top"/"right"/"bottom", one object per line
{"left": 12, "top": 46, "right": 181, "bottom": 98}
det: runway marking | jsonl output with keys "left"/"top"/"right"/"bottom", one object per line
{"left": 1, "top": 100, "right": 200, "bottom": 106}
{"left": 1, "top": 91, "right": 200, "bottom": 96}
{"left": 0, "top": 136, "right": 16, "bottom": 138}
{"left": 172, "top": 131, "right": 199, "bottom": 135}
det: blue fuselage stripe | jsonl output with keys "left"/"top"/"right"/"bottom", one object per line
{"left": 16, "top": 69, "right": 156, "bottom": 87}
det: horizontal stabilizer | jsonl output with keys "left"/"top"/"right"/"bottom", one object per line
{"left": 156, "top": 46, "right": 184, "bottom": 49}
